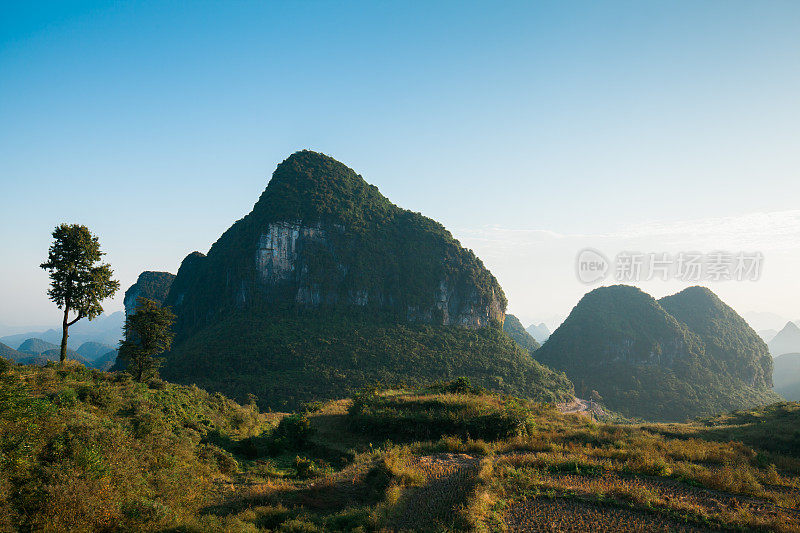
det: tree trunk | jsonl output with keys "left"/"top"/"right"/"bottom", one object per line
{"left": 60, "top": 306, "right": 70, "bottom": 363}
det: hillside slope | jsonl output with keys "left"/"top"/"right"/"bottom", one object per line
{"left": 535, "top": 285, "right": 779, "bottom": 421}
{"left": 162, "top": 309, "right": 572, "bottom": 410}
{"left": 659, "top": 286, "right": 773, "bottom": 389}
{"left": 502, "top": 313, "right": 541, "bottom": 353}
{"left": 123, "top": 271, "right": 176, "bottom": 317}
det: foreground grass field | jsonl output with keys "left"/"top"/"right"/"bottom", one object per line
{"left": 1, "top": 358, "right": 798, "bottom": 531}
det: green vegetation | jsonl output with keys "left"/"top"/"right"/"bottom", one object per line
{"left": 0, "top": 358, "right": 270, "bottom": 531}
{"left": 3, "top": 362, "right": 797, "bottom": 532}
{"left": 347, "top": 387, "right": 533, "bottom": 442}
{"left": 119, "top": 297, "right": 176, "bottom": 382}
{"left": 137, "top": 150, "right": 563, "bottom": 417}
{"left": 535, "top": 285, "right": 780, "bottom": 421}
{"left": 502, "top": 313, "right": 541, "bottom": 353}
{"left": 0, "top": 341, "right": 24, "bottom": 361}
{"left": 659, "top": 286, "right": 773, "bottom": 389}
{"left": 17, "top": 337, "right": 59, "bottom": 355}
{"left": 164, "top": 150, "right": 505, "bottom": 341}
{"left": 161, "top": 308, "right": 574, "bottom": 410}
{"left": 76, "top": 341, "right": 115, "bottom": 360}
{"left": 40, "top": 223, "right": 120, "bottom": 362}
{"left": 123, "top": 271, "right": 175, "bottom": 312}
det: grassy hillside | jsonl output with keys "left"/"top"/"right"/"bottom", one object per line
{"left": 4, "top": 358, "right": 798, "bottom": 532}
{"left": 161, "top": 309, "right": 574, "bottom": 410}
{"left": 0, "top": 357, "right": 272, "bottom": 532}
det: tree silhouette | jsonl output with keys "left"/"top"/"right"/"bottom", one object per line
{"left": 119, "top": 297, "right": 175, "bottom": 381}
{"left": 40, "top": 224, "right": 119, "bottom": 362}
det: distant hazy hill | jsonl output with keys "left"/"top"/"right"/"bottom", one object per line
{"left": 0, "top": 312, "right": 124, "bottom": 350}
{"left": 525, "top": 322, "right": 551, "bottom": 343}
{"left": 140, "top": 151, "right": 573, "bottom": 409}
{"left": 92, "top": 350, "right": 118, "bottom": 371}
{"left": 18, "top": 338, "right": 59, "bottom": 355}
{"left": 535, "top": 285, "right": 779, "bottom": 421}
{"left": 769, "top": 322, "right": 800, "bottom": 357}
{"left": 773, "top": 353, "right": 800, "bottom": 400}
{"left": 758, "top": 329, "right": 778, "bottom": 343}
{"left": 503, "top": 314, "right": 541, "bottom": 353}
{"left": 76, "top": 341, "right": 115, "bottom": 361}
{"left": 0, "top": 341, "right": 25, "bottom": 362}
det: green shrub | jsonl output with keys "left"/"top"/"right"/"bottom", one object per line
{"left": 292, "top": 456, "right": 319, "bottom": 478}
{"left": 347, "top": 391, "right": 531, "bottom": 442}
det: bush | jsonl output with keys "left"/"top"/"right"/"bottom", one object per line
{"left": 292, "top": 456, "right": 319, "bottom": 478}
{"left": 269, "top": 414, "right": 313, "bottom": 453}
{"left": 347, "top": 390, "right": 531, "bottom": 442}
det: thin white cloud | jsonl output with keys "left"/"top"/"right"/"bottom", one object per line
{"left": 454, "top": 210, "right": 800, "bottom": 327}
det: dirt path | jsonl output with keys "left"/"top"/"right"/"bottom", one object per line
{"left": 558, "top": 399, "right": 590, "bottom": 414}
{"left": 390, "top": 453, "right": 481, "bottom": 532}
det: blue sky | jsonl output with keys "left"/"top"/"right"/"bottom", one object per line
{"left": 1, "top": 1, "right": 799, "bottom": 328}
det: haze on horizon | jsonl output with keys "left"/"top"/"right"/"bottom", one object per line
{"left": 1, "top": 1, "right": 798, "bottom": 330}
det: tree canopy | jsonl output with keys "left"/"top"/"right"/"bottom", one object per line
{"left": 40, "top": 224, "right": 119, "bottom": 362}
{"left": 119, "top": 297, "right": 176, "bottom": 382}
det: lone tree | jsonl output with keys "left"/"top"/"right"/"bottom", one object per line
{"left": 119, "top": 297, "right": 175, "bottom": 382}
{"left": 40, "top": 224, "right": 120, "bottom": 363}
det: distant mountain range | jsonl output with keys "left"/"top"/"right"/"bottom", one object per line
{"left": 525, "top": 322, "right": 551, "bottom": 343}
{"left": 0, "top": 312, "right": 124, "bottom": 351}
{"left": 534, "top": 285, "right": 778, "bottom": 421}
{"left": 743, "top": 311, "right": 794, "bottom": 332}
{"left": 768, "top": 322, "right": 800, "bottom": 357}
{"left": 773, "top": 352, "right": 800, "bottom": 402}
{"left": 0, "top": 336, "right": 116, "bottom": 370}
{"left": 18, "top": 337, "right": 60, "bottom": 355}
{"left": 774, "top": 352, "right": 800, "bottom": 401}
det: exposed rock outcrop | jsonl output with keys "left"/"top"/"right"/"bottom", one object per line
{"left": 164, "top": 150, "right": 506, "bottom": 339}
{"left": 123, "top": 271, "right": 176, "bottom": 317}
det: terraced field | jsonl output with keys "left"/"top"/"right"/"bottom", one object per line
{"left": 198, "top": 392, "right": 800, "bottom": 532}
{"left": 9, "top": 363, "right": 796, "bottom": 532}
{"left": 504, "top": 497, "right": 707, "bottom": 532}
{"left": 391, "top": 453, "right": 481, "bottom": 531}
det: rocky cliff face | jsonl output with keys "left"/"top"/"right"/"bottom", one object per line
{"left": 164, "top": 150, "right": 506, "bottom": 338}
{"left": 124, "top": 271, "right": 176, "bottom": 317}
